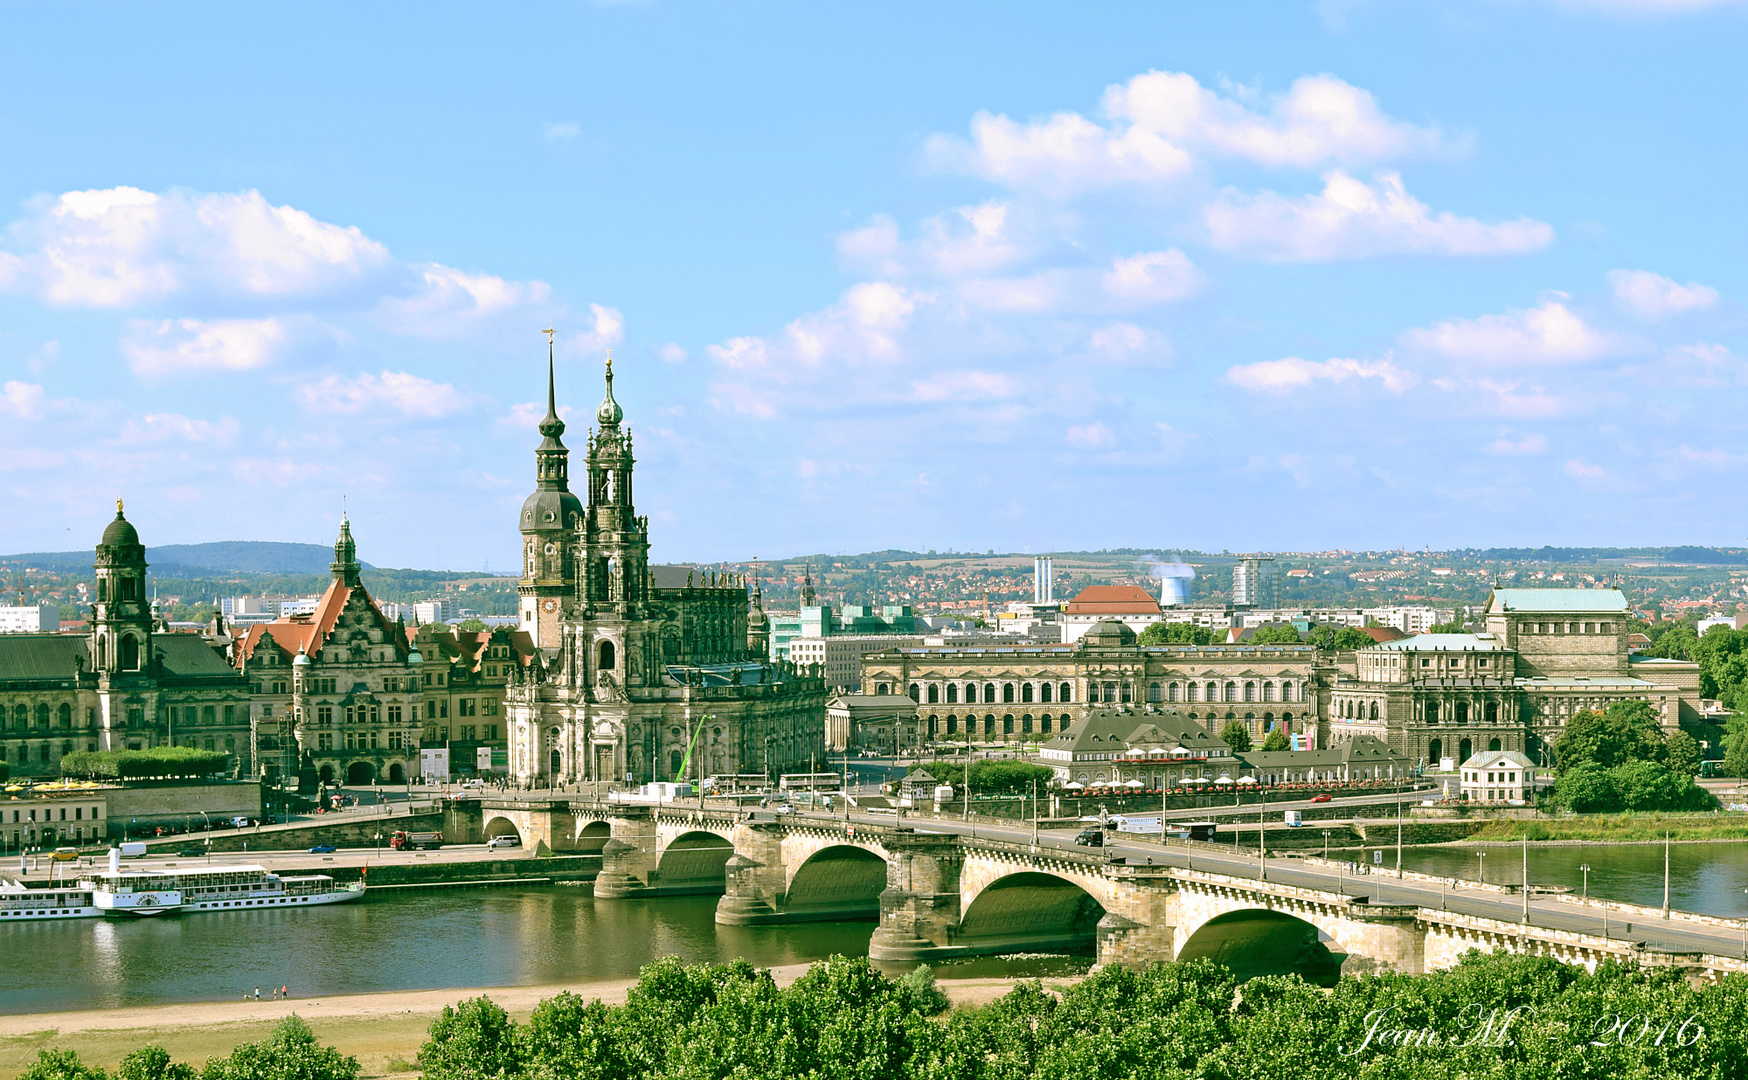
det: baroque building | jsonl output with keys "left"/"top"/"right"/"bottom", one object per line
{"left": 503, "top": 355, "right": 827, "bottom": 786}
{"left": 0, "top": 502, "right": 251, "bottom": 777}
{"left": 1327, "top": 588, "right": 1701, "bottom": 768}
{"left": 859, "top": 619, "right": 1325, "bottom": 745}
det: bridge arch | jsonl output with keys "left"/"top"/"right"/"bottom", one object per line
{"left": 574, "top": 819, "right": 611, "bottom": 854}
{"left": 484, "top": 815, "right": 521, "bottom": 842}
{"left": 657, "top": 829, "right": 735, "bottom": 892}
{"left": 957, "top": 870, "right": 1105, "bottom": 954}
{"left": 781, "top": 844, "right": 887, "bottom": 919}
{"left": 1175, "top": 907, "right": 1347, "bottom": 986}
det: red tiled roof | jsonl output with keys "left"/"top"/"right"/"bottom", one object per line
{"left": 1065, "top": 585, "right": 1162, "bottom": 616}
{"left": 1359, "top": 626, "right": 1408, "bottom": 643}
{"left": 235, "top": 578, "right": 365, "bottom": 664}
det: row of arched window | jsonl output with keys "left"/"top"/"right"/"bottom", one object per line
{"left": 925, "top": 713, "right": 1064, "bottom": 737}
{"left": 2, "top": 702, "right": 75, "bottom": 731}
{"left": 904, "top": 682, "right": 1074, "bottom": 705}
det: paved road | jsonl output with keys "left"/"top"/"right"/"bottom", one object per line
{"left": 20, "top": 843, "right": 540, "bottom": 880}
{"left": 800, "top": 810, "right": 1748, "bottom": 961}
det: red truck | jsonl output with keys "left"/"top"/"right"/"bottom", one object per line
{"left": 390, "top": 830, "right": 444, "bottom": 851}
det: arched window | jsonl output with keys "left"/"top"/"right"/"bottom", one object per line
{"left": 927, "top": 685, "right": 939, "bottom": 704}
{"left": 1120, "top": 683, "right": 1132, "bottom": 703}
{"left": 1262, "top": 681, "right": 1275, "bottom": 702}
{"left": 1022, "top": 683, "right": 1034, "bottom": 703}
{"left": 1488, "top": 737, "right": 1502, "bottom": 752}
{"left": 1060, "top": 682, "right": 1072, "bottom": 702}
{"left": 1428, "top": 738, "right": 1443, "bottom": 765}
{"left": 1369, "top": 702, "right": 1380, "bottom": 721}
{"left": 1484, "top": 701, "right": 1498, "bottom": 723}
{"left": 1455, "top": 700, "right": 1469, "bottom": 724}
{"left": 1040, "top": 682, "right": 1052, "bottom": 703}
{"left": 1168, "top": 682, "right": 1180, "bottom": 702}
{"left": 598, "top": 640, "right": 616, "bottom": 670}
{"left": 908, "top": 683, "right": 920, "bottom": 702}
{"left": 1244, "top": 682, "right": 1256, "bottom": 702}
{"left": 57, "top": 703, "right": 70, "bottom": 727}
{"left": 876, "top": 683, "right": 890, "bottom": 696}
{"left": 1148, "top": 682, "right": 1161, "bottom": 703}
{"left": 1282, "top": 682, "right": 1295, "bottom": 703}
{"left": 1003, "top": 715, "right": 1014, "bottom": 735}
{"left": 35, "top": 703, "right": 50, "bottom": 728}
{"left": 1003, "top": 683, "right": 1015, "bottom": 703}
{"left": 1040, "top": 716, "right": 1052, "bottom": 734}
{"left": 946, "top": 715, "right": 957, "bottom": 734}
{"left": 1427, "top": 701, "right": 1440, "bottom": 723}
{"left": 984, "top": 683, "right": 996, "bottom": 703}
{"left": 946, "top": 683, "right": 958, "bottom": 704}
{"left": 967, "top": 683, "right": 980, "bottom": 703}
{"left": 119, "top": 635, "right": 139, "bottom": 671}
{"left": 1022, "top": 714, "right": 1033, "bottom": 733}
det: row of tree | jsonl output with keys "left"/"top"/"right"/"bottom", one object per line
{"left": 913, "top": 760, "right": 1055, "bottom": 795}
{"left": 28, "top": 953, "right": 1748, "bottom": 1080}
{"left": 59, "top": 747, "right": 231, "bottom": 781}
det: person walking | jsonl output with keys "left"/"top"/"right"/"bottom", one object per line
{"left": 254, "top": 987, "right": 260, "bottom": 1000}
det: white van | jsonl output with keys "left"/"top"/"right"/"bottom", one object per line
{"left": 117, "top": 842, "right": 147, "bottom": 858}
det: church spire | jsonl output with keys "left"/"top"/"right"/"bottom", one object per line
{"left": 596, "top": 350, "right": 624, "bottom": 428}
{"left": 539, "top": 329, "right": 564, "bottom": 440}
{"left": 801, "top": 561, "right": 816, "bottom": 606}
{"left": 534, "top": 329, "right": 572, "bottom": 493}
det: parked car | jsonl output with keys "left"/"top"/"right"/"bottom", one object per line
{"left": 1310, "top": 793, "right": 1332, "bottom": 803}
{"left": 308, "top": 843, "right": 337, "bottom": 853}
{"left": 1074, "top": 829, "right": 1106, "bottom": 847}
{"left": 485, "top": 835, "right": 520, "bottom": 850}
{"left": 178, "top": 847, "right": 205, "bottom": 857}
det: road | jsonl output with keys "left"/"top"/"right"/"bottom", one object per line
{"left": 800, "top": 809, "right": 1748, "bottom": 961}
{"left": 18, "top": 843, "right": 540, "bottom": 880}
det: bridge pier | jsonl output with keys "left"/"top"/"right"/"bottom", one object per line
{"left": 715, "top": 822, "right": 789, "bottom": 924}
{"left": 1093, "top": 871, "right": 1181, "bottom": 969}
{"left": 867, "top": 830, "right": 967, "bottom": 962}
{"left": 592, "top": 807, "right": 661, "bottom": 899}
{"left": 1338, "top": 904, "right": 1426, "bottom": 976}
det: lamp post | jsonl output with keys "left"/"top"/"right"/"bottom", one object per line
{"left": 1477, "top": 850, "right": 1486, "bottom": 886}
{"left": 1662, "top": 831, "right": 1671, "bottom": 920}
{"left": 1579, "top": 863, "right": 1590, "bottom": 903}
{"left": 1521, "top": 832, "right": 1530, "bottom": 924}
{"left": 1322, "top": 830, "right": 1330, "bottom": 860}
{"left": 1395, "top": 788, "right": 1403, "bottom": 877}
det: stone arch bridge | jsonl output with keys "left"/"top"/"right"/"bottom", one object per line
{"left": 476, "top": 800, "right": 1745, "bottom": 979}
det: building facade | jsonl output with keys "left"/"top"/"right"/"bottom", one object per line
{"left": 860, "top": 618, "right": 1324, "bottom": 746}
{"left": 1059, "top": 585, "right": 1164, "bottom": 644}
{"left": 1328, "top": 588, "right": 1700, "bottom": 770}
{"left": 0, "top": 504, "right": 253, "bottom": 778}
{"left": 786, "top": 634, "right": 925, "bottom": 692}
{"left": 1232, "top": 556, "right": 1280, "bottom": 608}
{"left": 502, "top": 355, "right": 828, "bottom": 786}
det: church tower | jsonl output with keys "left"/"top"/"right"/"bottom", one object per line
{"left": 331, "top": 513, "right": 363, "bottom": 587}
{"left": 518, "top": 337, "right": 584, "bottom": 648}
{"left": 582, "top": 353, "right": 650, "bottom": 613}
{"left": 91, "top": 499, "right": 152, "bottom": 675}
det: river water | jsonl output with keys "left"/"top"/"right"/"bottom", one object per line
{"left": 1391, "top": 839, "right": 1748, "bottom": 916}
{"left": 0, "top": 888, "right": 1077, "bottom": 1016}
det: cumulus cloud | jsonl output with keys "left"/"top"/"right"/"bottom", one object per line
{"left": 0, "top": 381, "right": 44, "bottom": 418}
{"left": 1566, "top": 458, "right": 1607, "bottom": 481}
{"left": 1101, "top": 249, "right": 1204, "bottom": 303}
{"left": 927, "top": 70, "right": 1446, "bottom": 194}
{"left": 1065, "top": 420, "right": 1116, "bottom": 449}
{"left": 1401, "top": 300, "right": 1621, "bottom": 366}
{"left": 1226, "top": 355, "right": 1412, "bottom": 393}
{"left": 1207, "top": 171, "right": 1554, "bottom": 261}
{"left": 1086, "top": 322, "right": 1173, "bottom": 365}
{"left": 658, "top": 342, "right": 687, "bottom": 363}
{"left": 1483, "top": 433, "right": 1550, "bottom": 455}
{"left": 122, "top": 317, "right": 289, "bottom": 377}
{"left": 911, "top": 371, "right": 1020, "bottom": 403}
{"left": 572, "top": 303, "right": 626, "bottom": 355}
{"left": 1608, "top": 269, "right": 1718, "bottom": 317}
{"left": 118, "top": 412, "right": 240, "bottom": 445}
{"left": 294, "top": 371, "right": 470, "bottom": 417}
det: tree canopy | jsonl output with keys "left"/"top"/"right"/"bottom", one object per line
{"left": 912, "top": 760, "right": 1053, "bottom": 795}
{"left": 1549, "top": 701, "right": 1715, "bottom": 811}
{"left": 60, "top": 747, "right": 231, "bottom": 781}
{"left": 1219, "top": 720, "right": 1253, "bottom": 754}
{"left": 1308, "top": 624, "right": 1375, "bottom": 651}
{"left": 1248, "top": 624, "right": 1302, "bottom": 645}
{"left": 1137, "top": 622, "right": 1219, "bottom": 646}
{"left": 1260, "top": 730, "right": 1291, "bottom": 752}
{"left": 1553, "top": 701, "right": 1665, "bottom": 772}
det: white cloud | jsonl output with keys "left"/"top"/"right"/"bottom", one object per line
{"left": 956, "top": 274, "right": 1062, "bottom": 313}
{"left": 1483, "top": 433, "right": 1549, "bottom": 455}
{"left": 911, "top": 371, "right": 1020, "bottom": 403}
{"left": 1401, "top": 300, "right": 1620, "bottom": 366}
{"left": 1226, "top": 355, "right": 1412, "bottom": 393}
{"left": 1566, "top": 458, "right": 1607, "bottom": 481}
{"left": 1608, "top": 269, "right": 1718, "bottom": 317}
{"left": 1087, "top": 322, "right": 1172, "bottom": 365}
{"left": 543, "top": 122, "right": 581, "bottom": 140}
{"left": 927, "top": 70, "right": 1446, "bottom": 194}
{"left": 1065, "top": 421, "right": 1116, "bottom": 449}
{"left": 838, "top": 203, "right": 1028, "bottom": 280}
{"left": 1478, "top": 380, "right": 1568, "bottom": 418}
{"left": 1551, "top": 0, "right": 1743, "bottom": 13}
{"left": 1207, "top": 171, "right": 1554, "bottom": 261}
{"left": 1101, "top": 249, "right": 1203, "bottom": 303}
{"left": 571, "top": 303, "right": 626, "bottom": 355}
{"left": 118, "top": 413, "right": 240, "bottom": 445}
{"left": 658, "top": 343, "right": 687, "bottom": 363}
{"left": 294, "top": 371, "right": 470, "bottom": 417}
{"left": 375, "top": 266, "right": 550, "bottom": 335}
{"left": 122, "top": 317, "right": 288, "bottom": 377}
{"left": 0, "top": 381, "right": 44, "bottom": 418}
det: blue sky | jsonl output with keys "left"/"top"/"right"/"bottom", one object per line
{"left": 1, "top": 1, "right": 1745, "bottom": 569}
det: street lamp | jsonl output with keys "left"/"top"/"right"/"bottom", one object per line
{"left": 1579, "top": 863, "right": 1590, "bottom": 903}
{"left": 1477, "top": 850, "right": 1486, "bottom": 886}
{"left": 1322, "top": 830, "right": 1330, "bottom": 860}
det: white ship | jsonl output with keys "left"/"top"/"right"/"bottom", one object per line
{"left": 0, "top": 880, "right": 100, "bottom": 921}
{"left": 82, "top": 862, "right": 364, "bottom": 916}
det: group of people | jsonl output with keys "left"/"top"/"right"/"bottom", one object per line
{"left": 244, "top": 986, "right": 290, "bottom": 1000}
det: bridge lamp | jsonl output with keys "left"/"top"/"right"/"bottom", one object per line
{"left": 1578, "top": 863, "right": 1590, "bottom": 902}
{"left": 1477, "top": 850, "right": 1486, "bottom": 886}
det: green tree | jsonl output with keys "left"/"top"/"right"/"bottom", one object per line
{"left": 1260, "top": 730, "right": 1290, "bottom": 752}
{"left": 456, "top": 617, "right": 489, "bottom": 633}
{"left": 200, "top": 1016, "right": 359, "bottom": 1080}
{"left": 1650, "top": 621, "right": 1699, "bottom": 661}
{"left": 1551, "top": 761, "right": 1622, "bottom": 812}
{"left": 1428, "top": 619, "right": 1467, "bottom": 634}
{"left": 1248, "top": 624, "right": 1302, "bottom": 645}
{"left": 1664, "top": 729, "right": 1702, "bottom": 778}
{"left": 1219, "top": 721, "right": 1252, "bottom": 754}
{"left": 118, "top": 1048, "right": 195, "bottom": 1080}
{"left": 1308, "top": 624, "right": 1374, "bottom": 651}
{"left": 418, "top": 997, "right": 521, "bottom": 1080}
{"left": 1724, "top": 716, "right": 1748, "bottom": 778}
{"left": 21, "top": 1051, "right": 108, "bottom": 1080}
{"left": 1553, "top": 700, "right": 1664, "bottom": 771}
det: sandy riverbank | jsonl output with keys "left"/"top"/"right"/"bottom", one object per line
{"left": 0, "top": 969, "right": 1048, "bottom": 1079}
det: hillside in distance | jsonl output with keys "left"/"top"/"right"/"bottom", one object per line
{"left": 0, "top": 541, "right": 372, "bottom": 577}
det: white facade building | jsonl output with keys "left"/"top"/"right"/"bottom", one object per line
{"left": 788, "top": 634, "right": 925, "bottom": 691}
{"left": 0, "top": 603, "right": 59, "bottom": 633}
{"left": 1232, "top": 556, "right": 1279, "bottom": 608}
{"left": 1460, "top": 748, "right": 1537, "bottom": 804}
{"left": 1364, "top": 605, "right": 1455, "bottom": 634}
{"left": 412, "top": 600, "right": 457, "bottom": 625}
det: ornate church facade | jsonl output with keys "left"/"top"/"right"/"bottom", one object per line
{"left": 502, "top": 354, "right": 826, "bottom": 786}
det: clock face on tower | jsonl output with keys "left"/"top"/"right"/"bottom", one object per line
{"left": 542, "top": 599, "right": 557, "bottom": 613}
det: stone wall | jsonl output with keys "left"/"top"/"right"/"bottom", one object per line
{"left": 108, "top": 781, "right": 263, "bottom": 837}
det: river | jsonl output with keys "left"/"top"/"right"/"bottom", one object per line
{"left": 0, "top": 887, "right": 1080, "bottom": 1016}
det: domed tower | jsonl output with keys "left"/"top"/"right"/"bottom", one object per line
{"left": 331, "top": 513, "right": 363, "bottom": 587}
{"left": 91, "top": 499, "right": 152, "bottom": 674}
{"left": 518, "top": 340, "right": 584, "bottom": 648}
{"left": 581, "top": 353, "right": 650, "bottom": 613}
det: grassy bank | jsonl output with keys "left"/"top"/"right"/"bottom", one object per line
{"left": 1469, "top": 812, "right": 1748, "bottom": 842}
